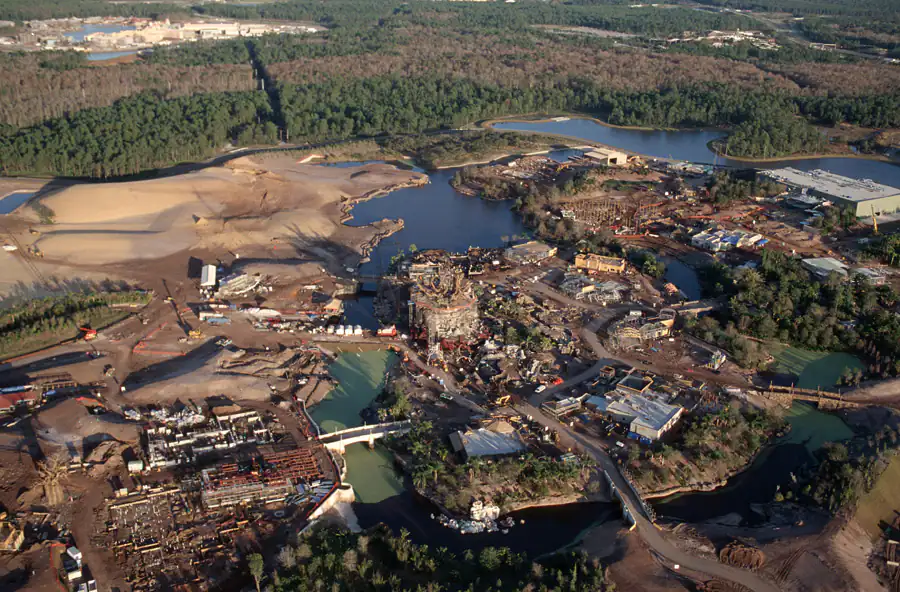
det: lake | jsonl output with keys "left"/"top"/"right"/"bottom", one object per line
{"left": 0, "top": 191, "right": 35, "bottom": 215}
{"left": 493, "top": 119, "right": 900, "bottom": 187}
{"left": 87, "top": 50, "right": 138, "bottom": 62}
{"left": 63, "top": 23, "right": 136, "bottom": 42}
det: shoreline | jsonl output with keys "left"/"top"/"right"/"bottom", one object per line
{"left": 706, "top": 138, "right": 898, "bottom": 165}
{"left": 485, "top": 113, "right": 900, "bottom": 167}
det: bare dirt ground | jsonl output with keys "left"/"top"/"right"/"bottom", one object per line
{"left": 0, "top": 157, "right": 426, "bottom": 298}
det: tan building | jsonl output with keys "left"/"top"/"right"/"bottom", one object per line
{"left": 574, "top": 254, "right": 626, "bottom": 274}
{"left": 583, "top": 148, "right": 628, "bottom": 166}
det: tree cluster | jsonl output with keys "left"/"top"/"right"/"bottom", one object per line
{"left": 266, "top": 524, "right": 615, "bottom": 592}
{"left": 0, "top": 91, "right": 276, "bottom": 177}
{"left": 689, "top": 249, "right": 900, "bottom": 377}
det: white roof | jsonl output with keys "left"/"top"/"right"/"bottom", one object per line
{"left": 763, "top": 168, "right": 900, "bottom": 203}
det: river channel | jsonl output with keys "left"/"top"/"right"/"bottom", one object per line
{"left": 309, "top": 350, "right": 621, "bottom": 554}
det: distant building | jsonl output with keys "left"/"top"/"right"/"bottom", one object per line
{"left": 583, "top": 148, "right": 628, "bottom": 166}
{"left": 691, "top": 229, "right": 763, "bottom": 252}
{"left": 449, "top": 420, "right": 527, "bottom": 460}
{"left": 801, "top": 257, "right": 849, "bottom": 279}
{"left": 574, "top": 253, "right": 626, "bottom": 274}
{"left": 504, "top": 241, "right": 557, "bottom": 265}
{"left": 760, "top": 168, "right": 900, "bottom": 217}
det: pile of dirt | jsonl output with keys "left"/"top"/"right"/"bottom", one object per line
{"left": 698, "top": 581, "right": 752, "bottom": 592}
{"left": 719, "top": 541, "right": 766, "bottom": 570}
{"left": 218, "top": 347, "right": 304, "bottom": 378}
{"left": 33, "top": 400, "right": 139, "bottom": 453}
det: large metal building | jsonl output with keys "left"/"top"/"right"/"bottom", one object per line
{"left": 760, "top": 168, "right": 900, "bottom": 217}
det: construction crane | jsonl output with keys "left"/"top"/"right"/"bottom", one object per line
{"left": 79, "top": 326, "right": 98, "bottom": 341}
{"left": 161, "top": 279, "right": 192, "bottom": 337}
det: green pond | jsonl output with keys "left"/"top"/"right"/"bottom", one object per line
{"left": 772, "top": 346, "right": 864, "bottom": 391}
{"left": 308, "top": 350, "right": 405, "bottom": 503}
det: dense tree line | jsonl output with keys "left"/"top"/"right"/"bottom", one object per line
{"left": 251, "top": 29, "right": 401, "bottom": 63}
{"left": 0, "top": 0, "right": 184, "bottom": 22}
{"left": 144, "top": 38, "right": 251, "bottom": 66}
{"left": 800, "top": 17, "right": 900, "bottom": 54}
{"left": 691, "top": 0, "right": 900, "bottom": 18}
{"left": 0, "top": 51, "right": 255, "bottom": 128}
{"left": 0, "top": 91, "right": 276, "bottom": 177}
{"left": 267, "top": 524, "right": 615, "bottom": 592}
{"left": 865, "top": 233, "right": 900, "bottom": 266}
{"left": 705, "top": 171, "right": 782, "bottom": 205}
{"left": 0, "top": 291, "right": 151, "bottom": 358}
{"left": 721, "top": 114, "right": 826, "bottom": 158}
{"left": 689, "top": 249, "right": 900, "bottom": 377}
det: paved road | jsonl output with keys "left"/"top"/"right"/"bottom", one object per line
{"left": 516, "top": 399, "right": 781, "bottom": 592}
{"left": 506, "top": 280, "right": 782, "bottom": 591}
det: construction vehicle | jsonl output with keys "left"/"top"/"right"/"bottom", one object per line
{"left": 188, "top": 329, "right": 203, "bottom": 339}
{"left": 79, "top": 327, "right": 97, "bottom": 341}
{"left": 494, "top": 394, "right": 511, "bottom": 407}
{"left": 872, "top": 205, "right": 879, "bottom": 236}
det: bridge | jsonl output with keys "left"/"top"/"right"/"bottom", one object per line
{"left": 318, "top": 421, "right": 412, "bottom": 453}
{"left": 758, "top": 384, "right": 860, "bottom": 409}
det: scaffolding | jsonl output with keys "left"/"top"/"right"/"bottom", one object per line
{"left": 201, "top": 449, "right": 324, "bottom": 509}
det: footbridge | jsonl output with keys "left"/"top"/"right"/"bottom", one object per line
{"left": 319, "top": 421, "right": 412, "bottom": 452}
{"left": 758, "top": 384, "right": 860, "bottom": 409}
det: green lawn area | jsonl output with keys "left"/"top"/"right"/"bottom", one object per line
{"left": 770, "top": 345, "right": 864, "bottom": 390}
{"left": 856, "top": 455, "right": 900, "bottom": 540}
{"left": 0, "top": 307, "right": 130, "bottom": 360}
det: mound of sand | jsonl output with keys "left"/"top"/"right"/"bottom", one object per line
{"left": 22, "top": 158, "right": 425, "bottom": 269}
{"left": 33, "top": 399, "right": 140, "bottom": 453}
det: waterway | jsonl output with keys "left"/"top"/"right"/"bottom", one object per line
{"left": 0, "top": 191, "right": 35, "bottom": 215}
{"left": 493, "top": 119, "right": 900, "bottom": 187}
{"left": 308, "top": 350, "right": 621, "bottom": 554}
{"left": 654, "top": 350, "right": 860, "bottom": 524}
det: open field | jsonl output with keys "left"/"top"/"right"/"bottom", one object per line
{"left": 855, "top": 454, "right": 900, "bottom": 540}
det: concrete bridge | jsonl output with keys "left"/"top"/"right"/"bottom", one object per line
{"left": 758, "top": 384, "right": 860, "bottom": 409}
{"left": 319, "top": 421, "right": 412, "bottom": 453}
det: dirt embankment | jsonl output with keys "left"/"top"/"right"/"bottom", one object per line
{"left": 1, "top": 158, "right": 427, "bottom": 295}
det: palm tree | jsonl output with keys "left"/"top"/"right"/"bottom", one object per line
{"left": 412, "top": 467, "right": 429, "bottom": 490}
{"left": 467, "top": 456, "right": 485, "bottom": 481}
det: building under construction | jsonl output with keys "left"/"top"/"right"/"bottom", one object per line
{"left": 201, "top": 448, "right": 325, "bottom": 509}
{"left": 410, "top": 265, "right": 479, "bottom": 342}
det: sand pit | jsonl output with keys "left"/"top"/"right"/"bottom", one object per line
{"left": 10, "top": 157, "right": 426, "bottom": 271}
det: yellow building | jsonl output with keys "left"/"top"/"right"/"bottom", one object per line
{"left": 574, "top": 254, "right": 626, "bottom": 274}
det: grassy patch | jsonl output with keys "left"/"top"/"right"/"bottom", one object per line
{"left": 855, "top": 455, "right": 900, "bottom": 540}
{"left": 0, "top": 291, "right": 150, "bottom": 359}
{"left": 770, "top": 345, "right": 863, "bottom": 389}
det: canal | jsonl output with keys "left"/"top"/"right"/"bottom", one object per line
{"left": 309, "top": 350, "right": 621, "bottom": 554}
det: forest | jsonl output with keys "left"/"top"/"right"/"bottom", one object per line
{"left": 0, "top": 91, "right": 276, "bottom": 177}
{"left": 0, "top": 51, "right": 255, "bottom": 128}
{"left": 264, "top": 524, "right": 615, "bottom": 592}
{"left": 2, "top": 0, "right": 899, "bottom": 174}
{"left": 687, "top": 249, "right": 900, "bottom": 378}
